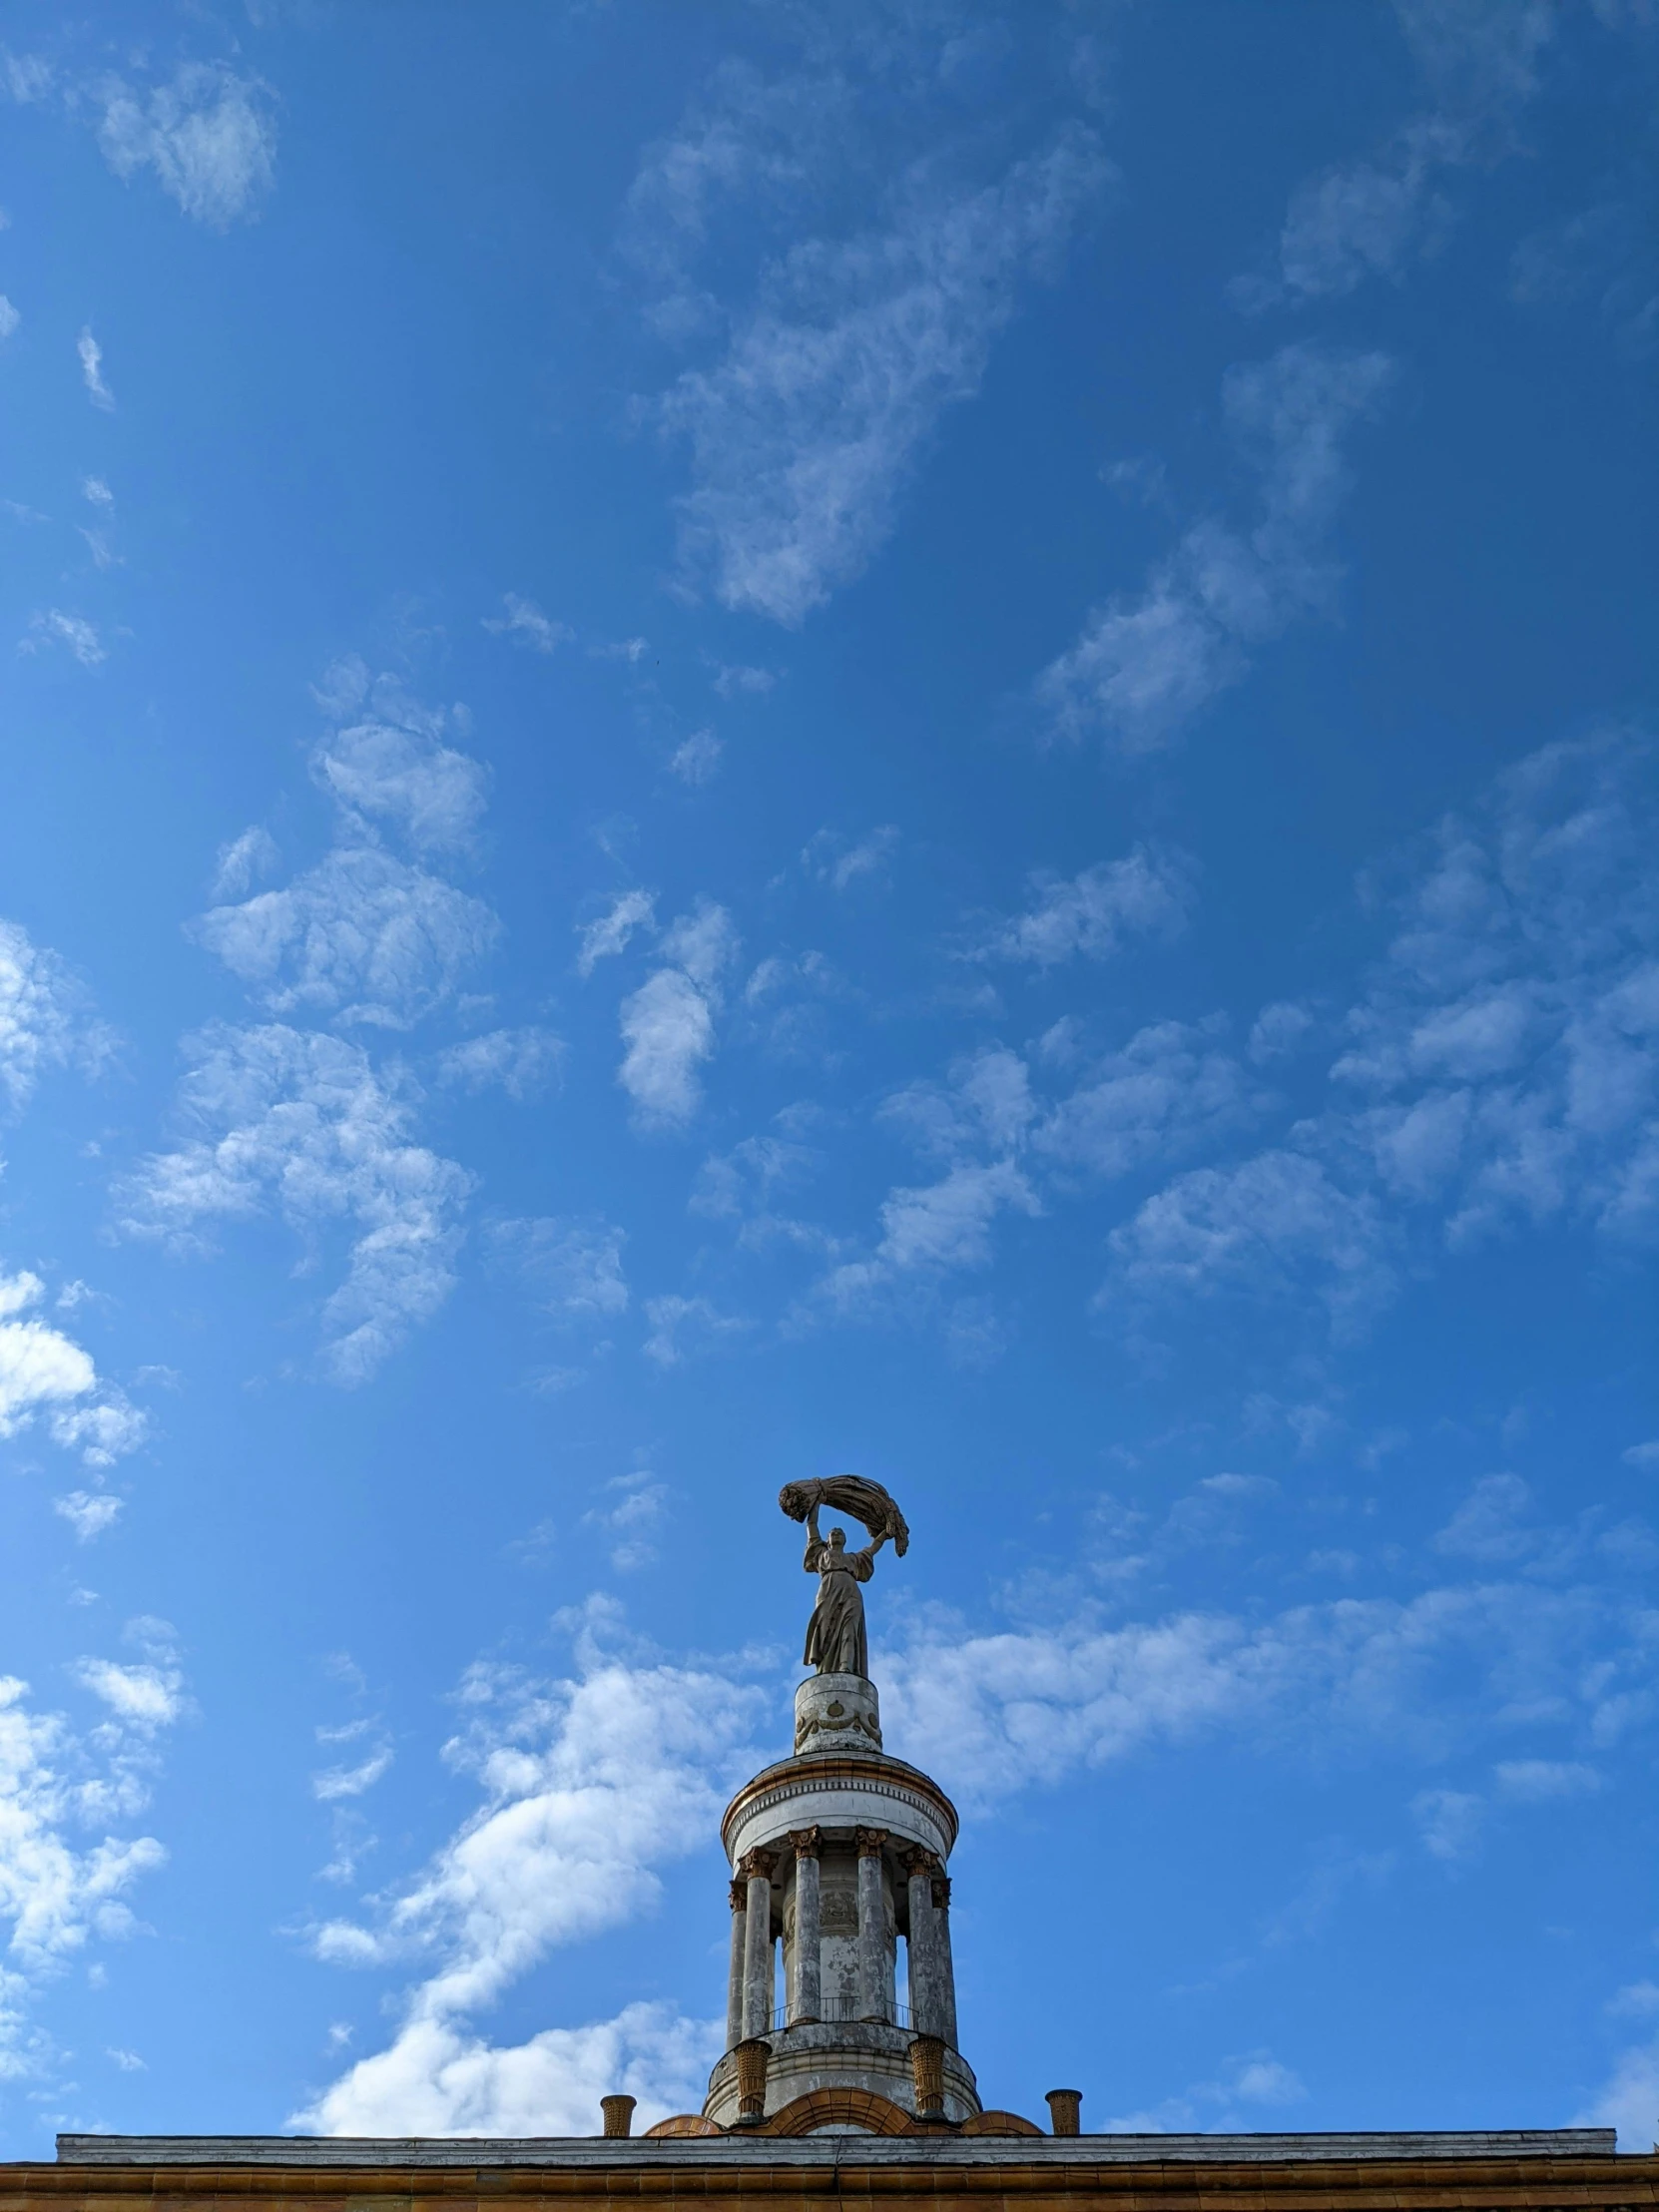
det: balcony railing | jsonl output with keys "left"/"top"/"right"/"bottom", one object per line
{"left": 772, "top": 1999, "right": 913, "bottom": 2032}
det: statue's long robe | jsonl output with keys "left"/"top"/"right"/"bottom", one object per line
{"left": 803, "top": 1541, "right": 875, "bottom": 1675}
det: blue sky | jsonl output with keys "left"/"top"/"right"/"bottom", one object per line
{"left": 1, "top": 0, "right": 1657, "bottom": 2156}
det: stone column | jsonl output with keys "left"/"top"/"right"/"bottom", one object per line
{"left": 726, "top": 1877, "right": 747, "bottom": 2051}
{"left": 855, "top": 1828, "right": 888, "bottom": 2023}
{"left": 931, "top": 1870, "right": 958, "bottom": 2049}
{"left": 903, "top": 1848, "right": 942, "bottom": 2037}
{"left": 739, "top": 1849, "right": 776, "bottom": 2040}
{"left": 789, "top": 1829, "right": 822, "bottom": 2024}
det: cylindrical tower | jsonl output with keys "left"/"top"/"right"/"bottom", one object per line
{"left": 702, "top": 1670, "right": 980, "bottom": 2129}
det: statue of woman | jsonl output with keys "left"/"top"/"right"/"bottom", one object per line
{"left": 802, "top": 1502, "right": 887, "bottom": 1676}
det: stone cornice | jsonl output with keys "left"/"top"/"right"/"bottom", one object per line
{"left": 721, "top": 1754, "right": 960, "bottom": 1861}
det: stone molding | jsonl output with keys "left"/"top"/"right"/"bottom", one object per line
{"left": 43, "top": 2128, "right": 1636, "bottom": 2179}
{"left": 723, "top": 1755, "right": 958, "bottom": 1863}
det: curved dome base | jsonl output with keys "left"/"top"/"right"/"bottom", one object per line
{"left": 703, "top": 2021, "right": 980, "bottom": 2131}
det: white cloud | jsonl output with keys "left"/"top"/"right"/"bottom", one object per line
{"left": 981, "top": 844, "right": 1197, "bottom": 966}
{"left": 54, "top": 1491, "right": 123, "bottom": 1541}
{"left": 23, "top": 608, "right": 106, "bottom": 665}
{"left": 1238, "top": 0, "right": 1558, "bottom": 307}
{"left": 1581, "top": 2031, "right": 1659, "bottom": 2151}
{"left": 296, "top": 2000, "right": 722, "bottom": 2139}
{"left": 313, "top": 1749, "right": 393, "bottom": 1803}
{"left": 669, "top": 729, "right": 722, "bottom": 785}
{"left": 661, "top": 900, "right": 739, "bottom": 987}
{"left": 78, "top": 327, "right": 113, "bottom": 409}
{"left": 657, "top": 125, "right": 1110, "bottom": 625}
{"left": 193, "top": 849, "right": 497, "bottom": 1029}
{"left": 1035, "top": 1021, "right": 1259, "bottom": 1180}
{"left": 0, "top": 916, "right": 107, "bottom": 1112}
{"left": 1037, "top": 344, "right": 1393, "bottom": 751}
{"left": 492, "top": 1218, "right": 628, "bottom": 1326}
{"left": 71, "top": 1656, "right": 185, "bottom": 1732}
{"left": 0, "top": 295, "right": 18, "bottom": 342}
{"left": 618, "top": 970, "right": 716, "bottom": 1127}
{"left": 576, "top": 890, "right": 656, "bottom": 978}
{"left": 617, "top": 904, "right": 737, "bottom": 1128}
{"left": 879, "top": 1573, "right": 1652, "bottom": 1811}
{"left": 481, "top": 595, "right": 573, "bottom": 656}
{"left": 1103, "top": 2050, "right": 1308, "bottom": 2134}
{"left": 1624, "top": 1442, "right": 1659, "bottom": 1469}
{"left": 641, "top": 1293, "right": 746, "bottom": 1368}
{"left": 710, "top": 662, "right": 776, "bottom": 698}
{"left": 1102, "top": 1149, "right": 1393, "bottom": 1340}
{"left": 582, "top": 1472, "right": 669, "bottom": 1569}
{"left": 0, "top": 1270, "right": 146, "bottom": 1466}
{"left": 117, "top": 1023, "right": 472, "bottom": 1383}
{"left": 295, "top": 1612, "right": 763, "bottom": 2134}
{"left": 210, "top": 826, "right": 280, "bottom": 901}
{"left": 310, "top": 674, "right": 490, "bottom": 854}
{"left": 96, "top": 64, "right": 276, "bottom": 229}
{"left": 434, "top": 1027, "right": 562, "bottom": 1100}
{"left": 805, "top": 825, "right": 899, "bottom": 891}
{"left": 821, "top": 1159, "right": 1040, "bottom": 1317}
{"left": 0, "top": 1645, "right": 178, "bottom": 2072}
{"left": 1492, "top": 1757, "right": 1603, "bottom": 1802}
{"left": 1331, "top": 733, "right": 1659, "bottom": 1247}
{"left": 1413, "top": 1787, "right": 1484, "bottom": 1863}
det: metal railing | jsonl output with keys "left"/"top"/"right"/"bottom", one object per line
{"left": 772, "top": 1999, "right": 913, "bottom": 2031}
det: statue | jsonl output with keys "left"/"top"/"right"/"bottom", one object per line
{"left": 779, "top": 1476, "right": 909, "bottom": 1679}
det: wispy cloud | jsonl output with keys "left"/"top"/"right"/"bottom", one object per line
{"left": 96, "top": 63, "right": 276, "bottom": 229}
{"left": 979, "top": 844, "right": 1198, "bottom": 966}
{"left": 78, "top": 327, "right": 114, "bottom": 409}
{"left": 656, "top": 126, "right": 1110, "bottom": 625}
{"left": 0, "top": 916, "right": 110, "bottom": 1112}
{"left": 192, "top": 668, "right": 498, "bottom": 1029}
{"left": 669, "top": 729, "right": 723, "bottom": 786}
{"left": 0, "top": 1268, "right": 146, "bottom": 1466}
{"left": 0, "top": 1624, "right": 181, "bottom": 2072}
{"left": 1234, "top": 0, "right": 1559, "bottom": 308}
{"left": 295, "top": 1606, "right": 762, "bottom": 2134}
{"left": 193, "top": 849, "right": 497, "bottom": 1029}
{"left": 617, "top": 902, "right": 738, "bottom": 1128}
{"left": 582, "top": 1471, "right": 669, "bottom": 1569}
{"left": 435, "top": 1027, "right": 562, "bottom": 1100}
{"left": 491, "top": 1217, "right": 628, "bottom": 1328}
{"left": 575, "top": 890, "right": 655, "bottom": 978}
{"left": 1037, "top": 344, "right": 1392, "bottom": 752}
{"left": 117, "top": 1023, "right": 472, "bottom": 1385}
{"left": 804, "top": 826, "right": 899, "bottom": 891}
{"left": 481, "top": 595, "right": 574, "bottom": 656}
{"left": 22, "top": 608, "right": 106, "bottom": 666}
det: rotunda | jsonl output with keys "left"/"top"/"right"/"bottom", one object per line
{"left": 695, "top": 1478, "right": 981, "bottom": 2134}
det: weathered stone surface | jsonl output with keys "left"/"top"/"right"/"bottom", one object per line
{"left": 703, "top": 2022, "right": 981, "bottom": 2131}
{"left": 794, "top": 1676, "right": 881, "bottom": 1759}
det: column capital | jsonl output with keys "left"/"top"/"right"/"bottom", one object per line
{"left": 901, "top": 1846, "right": 941, "bottom": 1879}
{"left": 930, "top": 1874, "right": 952, "bottom": 1910}
{"left": 737, "top": 1848, "right": 777, "bottom": 1883}
{"left": 854, "top": 1826, "right": 888, "bottom": 1858}
{"left": 728, "top": 1878, "right": 747, "bottom": 1913}
{"left": 788, "top": 1826, "right": 823, "bottom": 1860}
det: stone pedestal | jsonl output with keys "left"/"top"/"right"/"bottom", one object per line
{"left": 794, "top": 1673, "right": 882, "bottom": 1756}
